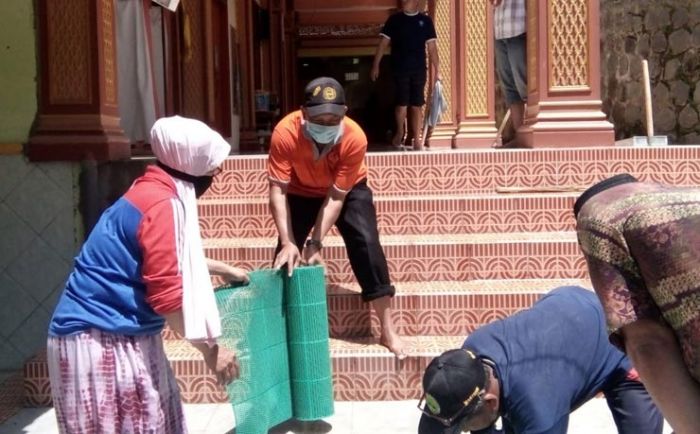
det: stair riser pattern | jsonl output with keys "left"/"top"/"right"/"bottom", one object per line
{"left": 24, "top": 355, "right": 434, "bottom": 404}
{"left": 162, "top": 291, "right": 548, "bottom": 339}
{"left": 205, "top": 241, "right": 587, "bottom": 284}
{"left": 333, "top": 356, "right": 429, "bottom": 401}
{"left": 198, "top": 196, "right": 576, "bottom": 239}
{"left": 211, "top": 148, "right": 700, "bottom": 199}
{"left": 327, "top": 292, "right": 542, "bottom": 338}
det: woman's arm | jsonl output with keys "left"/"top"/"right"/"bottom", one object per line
{"left": 162, "top": 309, "right": 240, "bottom": 386}
{"left": 206, "top": 258, "right": 249, "bottom": 284}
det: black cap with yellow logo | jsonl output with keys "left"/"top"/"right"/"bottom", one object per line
{"left": 303, "top": 77, "right": 346, "bottom": 117}
{"left": 418, "top": 348, "right": 487, "bottom": 434}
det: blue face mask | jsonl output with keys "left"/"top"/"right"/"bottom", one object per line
{"left": 305, "top": 121, "right": 342, "bottom": 145}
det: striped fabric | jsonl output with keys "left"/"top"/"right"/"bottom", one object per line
{"left": 48, "top": 329, "right": 187, "bottom": 434}
{"left": 494, "top": 0, "right": 526, "bottom": 40}
{"left": 576, "top": 181, "right": 700, "bottom": 383}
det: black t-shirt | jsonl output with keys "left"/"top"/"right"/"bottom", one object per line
{"left": 380, "top": 12, "right": 437, "bottom": 74}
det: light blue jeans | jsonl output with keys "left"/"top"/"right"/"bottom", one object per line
{"left": 495, "top": 33, "right": 527, "bottom": 106}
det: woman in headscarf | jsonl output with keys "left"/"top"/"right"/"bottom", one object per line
{"left": 47, "top": 116, "right": 245, "bottom": 433}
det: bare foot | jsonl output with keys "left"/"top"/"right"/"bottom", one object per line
{"left": 492, "top": 138, "right": 519, "bottom": 149}
{"left": 380, "top": 331, "right": 408, "bottom": 360}
{"left": 392, "top": 132, "right": 405, "bottom": 148}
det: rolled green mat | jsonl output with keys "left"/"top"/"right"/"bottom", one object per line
{"left": 214, "top": 266, "right": 334, "bottom": 434}
{"left": 285, "top": 266, "right": 334, "bottom": 420}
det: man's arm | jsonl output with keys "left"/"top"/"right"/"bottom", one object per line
{"left": 311, "top": 188, "right": 346, "bottom": 243}
{"left": 371, "top": 37, "right": 391, "bottom": 81}
{"left": 303, "top": 187, "right": 346, "bottom": 265}
{"left": 622, "top": 319, "right": 700, "bottom": 434}
{"left": 270, "top": 181, "right": 301, "bottom": 276}
{"left": 427, "top": 39, "right": 440, "bottom": 82}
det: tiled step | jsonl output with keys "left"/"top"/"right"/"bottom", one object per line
{"left": 325, "top": 278, "right": 590, "bottom": 338}
{"left": 23, "top": 336, "right": 466, "bottom": 405}
{"left": 160, "top": 278, "right": 590, "bottom": 340}
{"left": 210, "top": 147, "right": 700, "bottom": 199}
{"left": 203, "top": 232, "right": 587, "bottom": 284}
{"left": 198, "top": 192, "right": 578, "bottom": 239}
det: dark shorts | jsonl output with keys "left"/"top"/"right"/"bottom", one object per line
{"left": 394, "top": 71, "right": 427, "bottom": 107}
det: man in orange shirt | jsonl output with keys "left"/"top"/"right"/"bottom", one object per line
{"left": 268, "top": 77, "right": 405, "bottom": 358}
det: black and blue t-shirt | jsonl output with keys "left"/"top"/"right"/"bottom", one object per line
{"left": 380, "top": 11, "right": 437, "bottom": 75}
{"left": 464, "top": 286, "right": 633, "bottom": 434}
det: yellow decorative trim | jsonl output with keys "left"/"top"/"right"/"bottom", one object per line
{"left": 102, "top": 0, "right": 117, "bottom": 106}
{"left": 548, "top": 0, "right": 589, "bottom": 90}
{"left": 464, "top": 0, "right": 488, "bottom": 117}
{"left": 549, "top": 85, "right": 591, "bottom": 93}
{"left": 0, "top": 144, "right": 23, "bottom": 155}
{"left": 527, "top": 0, "right": 537, "bottom": 94}
{"left": 435, "top": 0, "right": 453, "bottom": 122}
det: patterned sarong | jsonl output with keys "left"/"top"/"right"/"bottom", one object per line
{"left": 576, "top": 179, "right": 700, "bottom": 383}
{"left": 47, "top": 329, "right": 186, "bottom": 434}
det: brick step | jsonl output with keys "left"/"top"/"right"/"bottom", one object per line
{"left": 161, "top": 278, "right": 589, "bottom": 340}
{"left": 203, "top": 232, "right": 586, "bottom": 284}
{"left": 198, "top": 192, "right": 578, "bottom": 239}
{"left": 23, "top": 336, "right": 466, "bottom": 405}
{"left": 209, "top": 146, "right": 700, "bottom": 200}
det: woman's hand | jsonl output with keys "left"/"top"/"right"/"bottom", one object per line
{"left": 219, "top": 265, "right": 249, "bottom": 284}
{"left": 204, "top": 344, "right": 240, "bottom": 386}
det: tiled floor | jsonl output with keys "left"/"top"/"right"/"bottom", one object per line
{"left": 0, "top": 399, "right": 672, "bottom": 434}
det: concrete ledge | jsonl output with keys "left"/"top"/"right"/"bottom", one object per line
{"left": 0, "top": 144, "right": 22, "bottom": 155}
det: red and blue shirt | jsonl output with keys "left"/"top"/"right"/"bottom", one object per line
{"left": 49, "top": 166, "right": 184, "bottom": 336}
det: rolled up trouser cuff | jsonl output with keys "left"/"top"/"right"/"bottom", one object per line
{"left": 362, "top": 284, "right": 396, "bottom": 302}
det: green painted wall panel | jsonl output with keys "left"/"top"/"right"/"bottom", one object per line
{"left": 0, "top": 0, "right": 37, "bottom": 143}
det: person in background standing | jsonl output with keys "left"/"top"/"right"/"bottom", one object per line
{"left": 372, "top": 0, "right": 440, "bottom": 150}
{"left": 490, "top": 0, "right": 527, "bottom": 149}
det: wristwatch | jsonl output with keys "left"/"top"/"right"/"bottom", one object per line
{"left": 305, "top": 238, "right": 323, "bottom": 250}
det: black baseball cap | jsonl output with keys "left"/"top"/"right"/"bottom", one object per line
{"left": 303, "top": 77, "right": 346, "bottom": 117}
{"left": 418, "top": 348, "right": 487, "bottom": 434}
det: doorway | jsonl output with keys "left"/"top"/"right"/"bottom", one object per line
{"left": 297, "top": 55, "right": 397, "bottom": 150}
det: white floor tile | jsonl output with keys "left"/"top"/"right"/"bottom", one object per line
{"left": 205, "top": 403, "right": 235, "bottom": 433}
{"left": 0, "top": 399, "right": 674, "bottom": 434}
{"left": 183, "top": 403, "right": 219, "bottom": 431}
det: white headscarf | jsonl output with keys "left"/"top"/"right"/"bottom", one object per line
{"left": 150, "top": 116, "right": 231, "bottom": 344}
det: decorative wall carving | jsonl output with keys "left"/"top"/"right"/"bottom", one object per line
{"left": 297, "top": 24, "right": 382, "bottom": 38}
{"left": 434, "top": 0, "right": 453, "bottom": 122}
{"left": 182, "top": 0, "right": 206, "bottom": 120}
{"left": 464, "top": 0, "right": 488, "bottom": 116}
{"left": 527, "top": 0, "right": 537, "bottom": 94}
{"left": 47, "top": 0, "right": 92, "bottom": 105}
{"left": 102, "top": 0, "right": 117, "bottom": 106}
{"left": 549, "top": 0, "right": 589, "bottom": 90}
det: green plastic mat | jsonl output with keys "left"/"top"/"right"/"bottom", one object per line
{"left": 215, "top": 266, "right": 334, "bottom": 434}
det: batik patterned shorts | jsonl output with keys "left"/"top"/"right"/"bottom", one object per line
{"left": 577, "top": 183, "right": 700, "bottom": 383}
{"left": 48, "top": 329, "right": 186, "bottom": 434}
